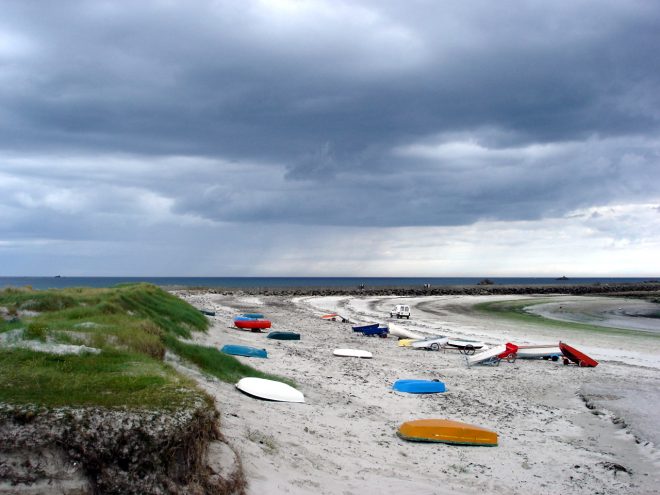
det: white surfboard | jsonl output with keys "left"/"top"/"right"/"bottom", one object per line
{"left": 235, "top": 377, "right": 305, "bottom": 403}
{"left": 333, "top": 348, "right": 373, "bottom": 359}
{"left": 466, "top": 344, "right": 507, "bottom": 366}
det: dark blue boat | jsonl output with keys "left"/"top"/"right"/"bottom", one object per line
{"left": 267, "top": 331, "right": 301, "bottom": 341}
{"left": 221, "top": 345, "right": 268, "bottom": 358}
{"left": 392, "top": 379, "right": 446, "bottom": 394}
{"left": 352, "top": 323, "right": 379, "bottom": 332}
{"left": 362, "top": 326, "right": 389, "bottom": 337}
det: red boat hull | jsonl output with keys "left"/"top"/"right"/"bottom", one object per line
{"left": 235, "top": 319, "right": 272, "bottom": 330}
{"left": 559, "top": 342, "right": 598, "bottom": 367}
{"left": 498, "top": 342, "right": 519, "bottom": 359}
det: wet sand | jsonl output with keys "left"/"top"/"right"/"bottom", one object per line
{"left": 524, "top": 296, "right": 660, "bottom": 333}
{"left": 174, "top": 291, "right": 660, "bottom": 495}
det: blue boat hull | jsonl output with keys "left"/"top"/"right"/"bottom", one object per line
{"left": 241, "top": 313, "right": 265, "bottom": 319}
{"left": 393, "top": 379, "right": 446, "bottom": 394}
{"left": 362, "top": 326, "right": 389, "bottom": 336}
{"left": 352, "top": 323, "right": 379, "bottom": 332}
{"left": 221, "top": 345, "right": 268, "bottom": 358}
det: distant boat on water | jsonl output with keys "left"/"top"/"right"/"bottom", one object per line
{"left": 556, "top": 276, "right": 569, "bottom": 280}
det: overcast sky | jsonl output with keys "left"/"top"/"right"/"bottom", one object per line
{"left": 1, "top": 0, "right": 659, "bottom": 276}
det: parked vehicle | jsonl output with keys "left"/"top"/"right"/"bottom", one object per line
{"left": 390, "top": 304, "right": 411, "bottom": 319}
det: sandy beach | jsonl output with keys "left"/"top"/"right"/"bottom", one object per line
{"left": 174, "top": 291, "right": 660, "bottom": 495}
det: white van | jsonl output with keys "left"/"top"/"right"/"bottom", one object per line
{"left": 390, "top": 304, "right": 411, "bottom": 319}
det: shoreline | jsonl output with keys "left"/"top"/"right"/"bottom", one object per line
{"left": 175, "top": 291, "right": 660, "bottom": 495}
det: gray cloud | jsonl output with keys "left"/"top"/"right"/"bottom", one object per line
{"left": 1, "top": 0, "right": 659, "bottom": 240}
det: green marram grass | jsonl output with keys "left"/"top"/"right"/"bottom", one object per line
{"left": 0, "top": 348, "right": 201, "bottom": 410}
{"left": 0, "top": 283, "right": 290, "bottom": 408}
{"left": 164, "top": 335, "right": 295, "bottom": 386}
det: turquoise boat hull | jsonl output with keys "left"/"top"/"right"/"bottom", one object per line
{"left": 221, "top": 345, "right": 268, "bottom": 358}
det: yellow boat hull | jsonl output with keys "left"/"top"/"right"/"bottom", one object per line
{"left": 398, "top": 339, "right": 417, "bottom": 347}
{"left": 397, "top": 419, "right": 498, "bottom": 446}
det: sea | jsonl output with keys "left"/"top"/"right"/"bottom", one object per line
{"left": 0, "top": 276, "right": 656, "bottom": 290}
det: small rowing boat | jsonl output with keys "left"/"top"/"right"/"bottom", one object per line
{"left": 446, "top": 339, "right": 486, "bottom": 352}
{"left": 221, "top": 345, "right": 268, "bottom": 358}
{"left": 361, "top": 325, "right": 389, "bottom": 337}
{"left": 234, "top": 315, "right": 272, "bottom": 330}
{"left": 267, "top": 331, "right": 301, "bottom": 340}
{"left": 515, "top": 345, "right": 561, "bottom": 360}
{"left": 559, "top": 342, "right": 598, "bottom": 367}
{"left": 392, "top": 379, "right": 446, "bottom": 394}
{"left": 411, "top": 336, "right": 448, "bottom": 351}
{"left": 352, "top": 323, "right": 379, "bottom": 333}
{"left": 333, "top": 348, "right": 373, "bottom": 359}
{"left": 397, "top": 419, "right": 497, "bottom": 446}
{"left": 236, "top": 377, "right": 304, "bottom": 403}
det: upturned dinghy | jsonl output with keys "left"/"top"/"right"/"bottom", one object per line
{"left": 234, "top": 315, "right": 272, "bottom": 330}
{"left": 221, "top": 345, "right": 268, "bottom": 358}
{"left": 466, "top": 343, "right": 517, "bottom": 366}
{"left": 446, "top": 339, "right": 486, "bottom": 354}
{"left": 388, "top": 326, "right": 424, "bottom": 340}
{"left": 392, "top": 379, "right": 446, "bottom": 394}
{"left": 516, "top": 345, "right": 561, "bottom": 360}
{"left": 236, "top": 377, "right": 304, "bottom": 403}
{"left": 267, "top": 331, "right": 301, "bottom": 340}
{"left": 559, "top": 342, "right": 598, "bottom": 367}
{"left": 361, "top": 326, "right": 389, "bottom": 337}
{"left": 411, "top": 336, "right": 448, "bottom": 351}
{"left": 352, "top": 323, "right": 379, "bottom": 333}
{"left": 333, "top": 348, "right": 373, "bottom": 359}
{"left": 398, "top": 419, "right": 497, "bottom": 446}
{"left": 397, "top": 338, "right": 419, "bottom": 347}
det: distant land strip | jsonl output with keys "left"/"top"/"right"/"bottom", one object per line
{"left": 175, "top": 282, "right": 660, "bottom": 297}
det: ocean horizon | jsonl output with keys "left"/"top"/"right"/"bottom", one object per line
{"left": 0, "top": 276, "right": 657, "bottom": 290}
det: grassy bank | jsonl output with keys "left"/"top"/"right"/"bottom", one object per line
{"left": 0, "top": 283, "right": 289, "bottom": 408}
{"left": 474, "top": 298, "right": 660, "bottom": 338}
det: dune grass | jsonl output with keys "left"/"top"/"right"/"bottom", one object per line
{"left": 0, "top": 348, "right": 200, "bottom": 409}
{"left": 0, "top": 283, "right": 292, "bottom": 409}
{"left": 164, "top": 335, "right": 294, "bottom": 386}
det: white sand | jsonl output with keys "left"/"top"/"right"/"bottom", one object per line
{"left": 175, "top": 292, "right": 660, "bottom": 495}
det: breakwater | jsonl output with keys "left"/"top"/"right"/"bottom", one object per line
{"left": 191, "top": 282, "right": 660, "bottom": 298}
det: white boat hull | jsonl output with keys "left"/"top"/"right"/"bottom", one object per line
{"left": 411, "top": 337, "right": 449, "bottom": 350}
{"left": 467, "top": 344, "right": 507, "bottom": 366}
{"left": 388, "top": 325, "right": 424, "bottom": 340}
{"left": 333, "top": 348, "right": 373, "bottom": 359}
{"left": 236, "top": 377, "right": 305, "bottom": 403}
{"left": 516, "top": 346, "right": 561, "bottom": 359}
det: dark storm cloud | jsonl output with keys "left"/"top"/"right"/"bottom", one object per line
{"left": 1, "top": 0, "right": 659, "bottom": 231}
